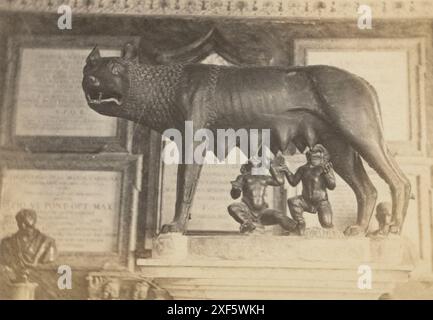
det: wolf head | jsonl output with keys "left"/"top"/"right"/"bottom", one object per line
{"left": 82, "top": 43, "right": 184, "bottom": 130}
{"left": 82, "top": 43, "right": 138, "bottom": 118}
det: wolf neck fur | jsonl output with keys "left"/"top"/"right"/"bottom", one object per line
{"left": 122, "top": 62, "right": 185, "bottom": 132}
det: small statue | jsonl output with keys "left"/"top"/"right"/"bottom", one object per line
{"left": 101, "top": 280, "right": 120, "bottom": 300}
{"left": 367, "top": 202, "right": 392, "bottom": 237}
{"left": 132, "top": 281, "right": 150, "bottom": 300}
{"left": 228, "top": 158, "right": 297, "bottom": 234}
{"left": 279, "top": 145, "right": 336, "bottom": 235}
{"left": 132, "top": 280, "right": 172, "bottom": 300}
{"left": 0, "top": 209, "right": 57, "bottom": 283}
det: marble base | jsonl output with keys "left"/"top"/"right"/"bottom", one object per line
{"left": 138, "top": 234, "right": 416, "bottom": 299}
{"left": 151, "top": 233, "right": 416, "bottom": 266}
{"left": 7, "top": 282, "right": 38, "bottom": 300}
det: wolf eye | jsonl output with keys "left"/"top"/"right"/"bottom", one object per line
{"left": 110, "top": 63, "right": 122, "bottom": 75}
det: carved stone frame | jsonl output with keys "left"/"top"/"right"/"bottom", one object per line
{"left": 294, "top": 38, "right": 427, "bottom": 157}
{"left": 1, "top": 35, "right": 139, "bottom": 153}
{"left": 2, "top": 1, "right": 433, "bottom": 19}
{"left": 0, "top": 152, "right": 142, "bottom": 269}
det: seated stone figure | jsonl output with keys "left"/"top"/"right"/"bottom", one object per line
{"left": 0, "top": 209, "right": 57, "bottom": 282}
{"left": 227, "top": 159, "right": 297, "bottom": 234}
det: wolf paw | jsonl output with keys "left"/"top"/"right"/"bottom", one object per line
{"left": 160, "top": 222, "right": 183, "bottom": 234}
{"left": 343, "top": 225, "right": 365, "bottom": 237}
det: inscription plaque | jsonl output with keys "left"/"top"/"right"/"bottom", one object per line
{"left": 305, "top": 50, "right": 409, "bottom": 142}
{"left": 0, "top": 169, "right": 122, "bottom": 253}
{"left": 294, "top": 38, "right": 426, "bottom": 155}
{"left": 14, "top": 48, "right": 119, "bottom": 137}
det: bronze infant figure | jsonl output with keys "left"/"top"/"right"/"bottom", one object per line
{"left": 228, "top": 159, "right": 297, "bottom": 234}
{"left": 279, "top": 145, "right": 336, "bottom": 235}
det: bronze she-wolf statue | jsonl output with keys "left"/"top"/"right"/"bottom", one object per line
{"left": 82, "top": 43, "right": 411, "bottom": 236}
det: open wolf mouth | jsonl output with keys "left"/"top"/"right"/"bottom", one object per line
{"left": 86, "top": 91, "right": 122, "bottom": 106}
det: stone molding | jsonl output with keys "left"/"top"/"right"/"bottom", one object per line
{"left": 86, "top": 272, "right": 172, "bottom": 300}
{"left": 1, "top": 0, "right": 432, "bottom": 19}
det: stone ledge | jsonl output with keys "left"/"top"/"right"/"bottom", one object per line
{"left": 137, "top": 258, "right": 414, "bottom": 271}
{"left": 136, "top": 258, "right": 412, "bottom": 299}
{"left": 147, "top": 234, "right": 417, "bottom": 266}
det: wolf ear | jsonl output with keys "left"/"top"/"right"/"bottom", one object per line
{"left": 87, "top": 46, "right": 101, "bottom": 64}
{"left": 122, "top": 43, "right": 138, "bottom": 62}
{"left": 305, "top": 147, "right": 312, "bottom": 160}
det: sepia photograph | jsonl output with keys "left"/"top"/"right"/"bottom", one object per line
{"left": 0, "top": 0, "right": 432, "bottom": 308}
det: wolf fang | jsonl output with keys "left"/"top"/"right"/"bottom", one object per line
{"left": 167, "top": 305, "right": 201, "bottom": 317}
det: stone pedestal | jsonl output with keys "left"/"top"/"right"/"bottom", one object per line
{"left": 137, "top": 233, "right": 416, "bottom": 299}
{"left": 7, "top": 282, "right": 38, "bottom": 300}
{"left": 152, "top": 233, "right": 189, "bottom": 260}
